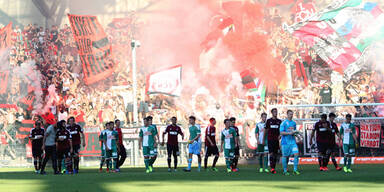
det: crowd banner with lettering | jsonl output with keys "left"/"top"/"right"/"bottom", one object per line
{"left": 146, "top": 65, "right": 182, "bottom": 97}
{"left": 0, "top": 22, "right": 12, "bottom": 50}
{"left": 360, "top": 121, "right": 381, "bottom": 148}
{"left": 0, "top": 71, "right": 9, "bottom": 94}
{"left": 68, "top": 14, "right": 117, "bottom": 85}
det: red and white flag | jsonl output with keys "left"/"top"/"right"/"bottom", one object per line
{"left": 146, "top": 65, "right": 182, "bottom": 97}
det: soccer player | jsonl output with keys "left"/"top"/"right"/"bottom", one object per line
{"left": 183, "top": 116, "right": 202, "bottom": 172}
{"left": 40, "top": 122, "right": 59, "bottom": 175}
{"left": 115, "top": 119, "right": 126, "bottom": 172}
{"left": 264, "top": 108, "right": 282, "bottom": 174}
{"left": 255, "top": 113, "right": 269, "bottom": 173}
{"left": 29, "top": 120, "right": 45, "bottom": 174}
{"left": 103, "top": 121, "right": 119, "bottom": 173}
{"left": 139, "top": 117, "right": 159, "bottom": 173}
{"left": 310, "top": 114, "right": 331, "bottom": 171}
{"left": 340, "top": 114, "right": 357, "bottom": 173}
{"left": 55, "top": 120, "right": 73, "bottom": 174}
{"left": 280, "top": 110, "right": 300, "bottom": 175}
{"left": 99, "top": 123, "right": 107, "bottom": 172}
{"left": 67, "top": 117, "right": 85, "bottom": 174}
{"left": 328, "top": 113, "right": 342, "bottom": 171}
{"left": 162, "top": 116, "right": 184, "bottom": 172}
{"left": 221, "top": 119, "right": 238, "bottom": 173}
{"left": 204, "top": 118, "right": 219, "bottom": 172}
{"left": 147, "top": 116, "right": 158, "bottom": 169}
{"left": 229, "top": 117, "right": 240, "bottom": 172}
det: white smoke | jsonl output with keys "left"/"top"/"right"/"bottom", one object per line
{"left": 13, "top": 60, "right": 44, "bottom": 115}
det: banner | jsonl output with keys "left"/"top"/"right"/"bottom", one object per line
{"left": 287, "top": 0, "right": 384, "bottom": 77}
{"left": 0, "top": 22, "right": 12, "bottom": 50}
{"left": 79, "top": 126, "right": 101, "bottom": 157}
{"left": 68, "top": 14, "right": 117, "bottom": 85}
{"left": 241, "top": 70, "right": 266, "bottom": 102}
{"left": 146, "top": 65, "right": 182, "bottom": 97}
{"left": 360, "top": 121, "right": 381, "bottom": 148}
{"left": 0, "top": 71, "right": 9, "bottom": 94}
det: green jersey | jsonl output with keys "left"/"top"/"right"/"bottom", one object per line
{"left": 189, "top": 125, "right": 201, "bottom": 141}
{"left": 340, "top": 122, "right": 356, "bottom": 145}
{"left": 99, "top": 129, "right": 106, "bottom": 150}
{"left": 255, "top": 122, "right": 267, "bottom": 144}
{"left": 221, "top": 128, "right": 237, "bottom": 150}
{"left": 139, "top": 126, "right": 158, "bottom": 147}
{"left": 103, "top": 129, "right": 118, "bottom": 150}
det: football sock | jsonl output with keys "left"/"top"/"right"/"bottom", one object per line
{"left": 344, "top": 156, "right": 347, "bottom": 167}
{"left": 174, "top": 157, "right": 178, "bottom": 169}
{"left": 204, "top": 157, "right": 208, "bottom": 169}
{"left": 38, "top": 159, "right": 42, "bottom": 170}
{"left": 233, "top": 157, "right": 238, "bottom": 168}
{"left": 212, "top": 156, "right": 218, "bottom": 168}
{"left": 264, "top": 156, "right": 268, "bottom": 168}
{"left": 187, "top": 158, "right": 192, "bottom": 170}
{"left": 74, "top": 156, "right": 79, "bottom": 170}
{"left": 58, "top": 159, "right": 62, "bottom": 172}
{"left": 100, "top": 158, "right": 105, "bottom": 169}
{"left": 282, "top": 157, "right": 287, "bottom": 172}
{"left": 167, "top": 158, "right": 172, "bottom": 168}
{"left": 347, "top": 157, "right": 352, "bottom": 169}
{"left": 33, "top": 159, "right": 38, "bottom": 171}
{"left": 144, "top": 159, "right": 149, "bottom": 170}
{"left": 332, "top": 156, "right": 338, "bottom": 168}
{"left": 294, "top": 156, "right": 299, "bottom": 172}
{"left": 106, "top": 159, "right": 111, "bottom": 169}
{"left": 259, "top": 156, "right": 263, "bottom": 168}
{"left": 113, "top": 158, "right": 118, "bottom": 170}
{"left": 318, "top": 156, "right": 323, "bottom": 167}
{"left": 225, "top": 159, "right": 231, "bottom": 169}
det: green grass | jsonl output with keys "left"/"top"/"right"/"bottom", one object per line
{"left": 1, "top": 165, "right": 384, "bottom": 192}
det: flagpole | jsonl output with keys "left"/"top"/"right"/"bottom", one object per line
{"left": 131, "top": 40, "right": 140, "bottom": 125}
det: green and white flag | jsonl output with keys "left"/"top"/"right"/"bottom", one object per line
{"left": 286, "top": 0, "right": 384, "bottom": 81}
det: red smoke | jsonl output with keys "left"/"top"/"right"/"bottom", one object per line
{"left": 137, "top": 0, "right": 286, "bottom": 101}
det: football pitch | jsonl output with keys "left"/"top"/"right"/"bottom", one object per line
{"left": 1, "top": 165, "right": 384, "bottom": 192}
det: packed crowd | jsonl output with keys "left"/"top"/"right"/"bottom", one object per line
{"left": 1, "top": 0, "right": 384, "bottom": 162}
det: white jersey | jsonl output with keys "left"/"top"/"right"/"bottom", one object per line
{"left": 256, "top": 122, "right": 266, "bottom": 144}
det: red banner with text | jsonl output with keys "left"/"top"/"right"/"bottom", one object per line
{"left": 360, "top": 121, "right": 381, "bottom": 148}
{"left": 68, "top": 14, "right": 117, "bottom": 85}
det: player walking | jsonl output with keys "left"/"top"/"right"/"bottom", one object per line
{"left": 147, "top": 116, "right": 158, "bottom": 169}
{"left": 29, "top": 120, "right": 45, "bottom": 174}
{"left": 340, "top": 114, "right": 357, "bottom": 173}
{"left": 204, "top": 118, "right": 219, "bottom": 172}
{"left": 67, "top": 117, "right": 85, "bottom": 174}
{"left": 221, "top": 119, "right": 238, "bottom": 173}
{"left": 103, "top": 121, "right": 119, "bottom": 173}
{"left": 229, "top": 117, "right": 240, "bottom": 172}
{"left": 264, "top": 108, "right": 282, "bottom": 174}
{"left": 55, "top": 120, "right": 73, "bottom": 174}
{"left": 310, "top": 114, "right": 331, "bottom": 171}
{"left": 162, "top": 117, "right": 184, "bottom": 172}
{"left": 99, "top": 123, "right": 107, "bottom": 172}
{"left": 184, "top": 116, "right": 202, "bottom": 172}
{"left": 115, "top": 119, "right": 126, "bottom": 172}
{"left": 280, "top": 110, "right": 300, "bottom": 175}
{"left": 139, "top": 117, "right": 159, "bottom": 173}
{"left": 328, "top": 113, "right": 342, "bottom": 171}
{"left": 255, "top": 113, "right": 269, "bottom": 173}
